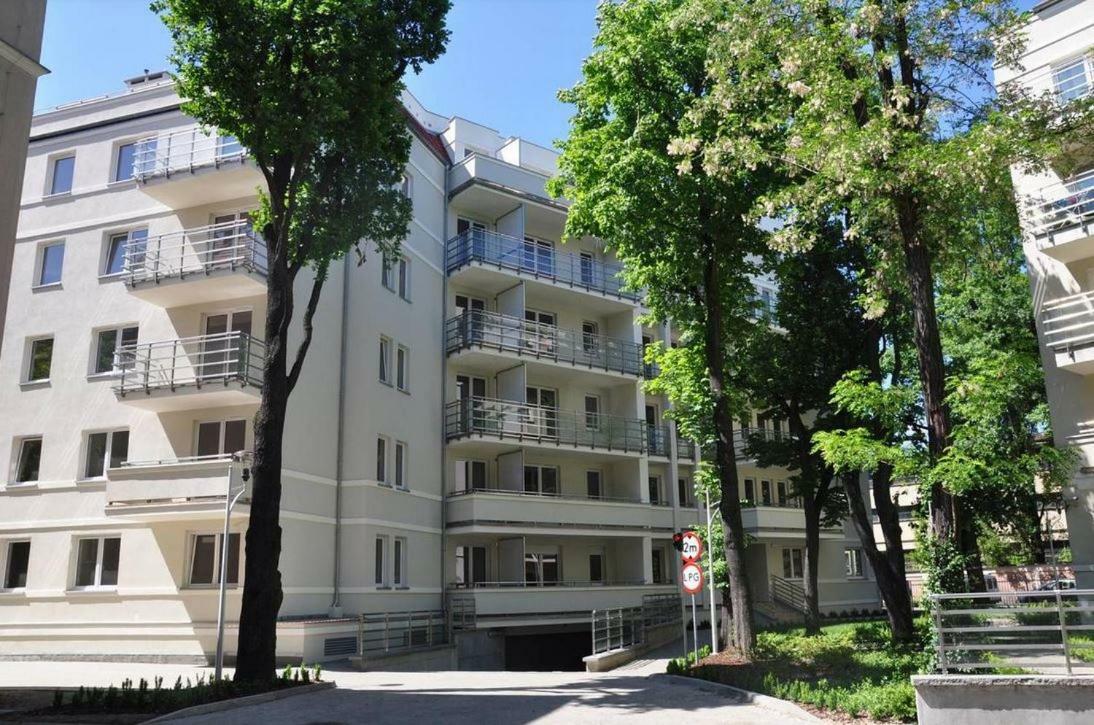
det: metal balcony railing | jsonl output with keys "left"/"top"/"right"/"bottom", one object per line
{"left": 1023, "top": 168, "right": 1094, "bottom": 241}
{"left": 114, "top": 331, "right": 265, "bottom": 397}
{"left": 446, "top": 487, "right": 666, "bottom": 506}
{"left": 445, "top": 229, "right": 640, "bottom": 302}
{"left": 1041, "top": 290, "right": 1094, "bottom": 352}
{"left": 357, "top": 610, "right": 447, "bottom": 658}
{"left": 445, "top": 397, "right": 646, "bottom": 453}
{"left": 770, "top": 575, "right": 808, "bottom": 613}
{"left": 445, "top": 310, "right": 643, "bottom": 376}
{"left": 124, "top": 219, "right": 268, "bottom": 285}
{"left": 133, "top": 127, "right": 247, "bottom": 181}
{"left": 647, "top": 424, "right": 697, "bottom": 459}
{"left": 449, "top": 579, "right": 649, "bottom": 590}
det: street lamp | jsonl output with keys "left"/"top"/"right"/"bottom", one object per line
{"left": 215, "top": 451, "right": 250, "bottom": 681}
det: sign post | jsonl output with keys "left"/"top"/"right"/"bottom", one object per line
{"left": 680, "top": 531, "right": 704, "bottom": 665}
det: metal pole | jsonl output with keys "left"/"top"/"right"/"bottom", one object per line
{"left": 706, "top": 491, "right": 719, "bottom": 654}
{"left": 214, "top": 458, "right": 234, "bottom": 681}
{"left": 1057, "top": 587, "right": 1073, "bottom": 675}
{"left": 691, "top": 594, "right": 699, "bottom": 663}
{"left": 681, "top": 596, "right": 688, "bottom": 659}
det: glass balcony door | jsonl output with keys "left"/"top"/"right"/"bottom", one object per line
{"left": 201, "top": 310, "right": 252, "bottom": 380}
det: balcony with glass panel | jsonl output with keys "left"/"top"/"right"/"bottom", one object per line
{"left": 132, "top": 127, "right": 264, "bottom": 207}
{"left": 444, "top": 310, "right": 643, "bottom": 381}
{"left": 646, "top": 424, "right": 698, "bottom": 462}
{"left": 122, "top": 219, "right": 268, "bottom": 306}
{"left": 445, "top": 229, "right": 640, "bottom": 309}
{"left": 1040, "top": 290, "right": 1094, "bottom": 373}
{"left": 1024, "top": 169, "right": 1094, "bottom": 262}
{"left": 112, "top": 332, "right": 264, "bottom": 411}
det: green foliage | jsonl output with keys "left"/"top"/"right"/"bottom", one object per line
{"left": 666, "top": 644, "right": 712, "bottom": 675}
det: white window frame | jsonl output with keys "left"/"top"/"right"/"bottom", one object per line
{"left": 185, "top": 532, "right": 240, "bottom": 588}
{"left": 393, "top": 536, "right": 407, "bottom": 588}
{"left": 35, "top": 241, "right": 65, "bottom": 288}
{"left": 90, "top": 324, "right": 139, "bottom": 376}
{"left": 46, "top": 152, "right": 76, "bottom": 197}
{"left": 584, "top": 394, "right": 600, "bottom": 430}
{"left": 101, "top": 228, "right": 148, "bottom": 278}
{"left": 375, "top": 535, "right": 389, "bottom": 587}
{"left": 845, "top": 548, "right": 864, "bottom": 578}
{"left": 71, "top": 535, "right": 121, "bottom": 590}
{"left": 12, "top": 436, "right": 43, "bottom": 485}
{"left": 24, "top": 336, "right": 53, "bottom": 384}
{"left": 81, "top": 429, "right": 129, "bottom": 480}
{"left": 397, "top": 256, "right": 410, "bottom": 301}
{"left": 379, "top": 336, "right": 393, "bottom": 385}
{"left": 782, "top": 547, "right": 804, "bottom": 579}
{"left": 1, "top": 539, "right": 31, "bottom": 591}
{"left": 524, "top": 464, "right": 559, "bottom": 495}
{"left": 394, "top": 441, "right": 407, "bottom": 489}
{"left": 1052, "top": 54, "right": 1093, "bottom": 104}
{"left": 194, "top": 418, "right": 247, "bottom": 459}
{"left": 381, "top": 253, "right": 397, "bottom": 291}
{"left": 376, "top": 436, "right": 390, "bottom": 484}
{"left": 112, "top": 140, "right": 139, "bottom": 183}
{"left": 396, "top": 344, "right": 409, "bottom": 392}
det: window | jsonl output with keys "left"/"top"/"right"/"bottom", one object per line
{"left": 104, "top": 229, "right": 147, "bottom": 276}
{"left": 397, "top": 257, "right": 410, "bottom": 301}
{"left": 37, "top": 242, "right": 64, "bottom": 287}
{"left": 376, "top": 437, "right": 388, "bottom": 483}
{"left": 524, "top": 552, "right": 559, "bottom": 585}
{"left": 188, "top": 533, "right": 239, "bottom": 586}
{"left": 1053, "top": 55, "right": 1092, "bottom": 104}
{"left": 777, "top": 481, "right": 788, "bottom": 507}
{"left": 456, "top": 459, "right": 487, "bottom": 491}
{"left": 394, "top": 441, "right": 407, "bottom": 489}
{"left": 845, "top": 548, "right": 864, "bottom": 578}
{"left": 381, "top": 254, "right": 396, "bottom": 291}
{"left": 456, "top": 545, "right": 487, "bottom": 586}
{"left": 760, "top": 480, "right": 772, "bottom": 506}
{"left": 26, "top": 338, "right": 53, "bottom": 382}
{"left": 396, "top": 345, "right": 409, "bottom": 391}
{"left": 652, "top": 549, "right": 665, "bottom": 584}
{"left": 4, "top": 541, "right": 30, "bottom": 589}
{"left": 217, "top": 133, "right": 242, "bottom": 158}
{"left": 375, "top": 536, "right": 387, "bottom": 586}
{"left": 586, "top": 470, "right": 603, "bottom": 499}
{"left": 74, "top": 536, "right": 120, "bottom": 588}
{"left": 379, "top": 337, "right": 392, "bottom": 384}
{"left": 14, "top": 437, "right": 42, "bottom": 483}
{"left": 114, "top": 142, "right": 137, "bottom": 182}
{"left": 648, "top": 476, "right": 662, "bottom": 505}
{"left": 394, "top": 537, "right": 407, "bottom": 587}
{"left": 584, "top": 395, "right": 600, "bottom": 430}
{"left": 400, "top": 173, "right": 413, "bottom": 199}
{"left": 524, "top": 465, "right": 558, "bottom": 495}
{"left": 49, "top": 155, "right": 75, "bottom": 195}
{"left": 581, "top": 321, "right": 599, "bottom": 356}
{"left": 93, "top": 326, "right": 138, "bottom": 374}
{"left": 782, "top": 547, "right": 804, "bottom": 579}
{"left": 589, "top": 553, "right": 604, "bottom": 583}
{"left": 743, "top": 478, "right": 755, "bottom": 503}
{"left": 678, "top": 478, "right": 691, "bottom": 507}
{"left": 579, "top": 251, "right": 595, "bottom": 286}
{"left": 83, "top": 430, "right": 129, "bottom": 479}
{"left": 196, "top": 420, "right": 246, "bottom": 458}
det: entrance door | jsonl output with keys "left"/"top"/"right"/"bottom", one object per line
{"left": 201, "top": 311, "right": 252, "bottom": 380}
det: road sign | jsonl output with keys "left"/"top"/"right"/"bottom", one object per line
{"left": 681, "top": 561, "right": 704, "bottom": 595}
{"left": 680, "top": 531, "right": 703, "bottom": 562}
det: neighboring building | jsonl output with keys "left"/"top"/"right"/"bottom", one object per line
{"left": 0, "top": 0, "right": 48, "bottom": 355}
{"left": 995, "top": 0, "right": 1094, "bottom": 589}
{"left": 0, "top": 76, "right": 877, "bottom": 666}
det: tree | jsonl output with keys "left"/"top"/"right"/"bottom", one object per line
{"left": 155, "top": 0, "right": 449, "bottom": 682}
{"left": 548, "top": 0, "right": 782, "bottom": 656}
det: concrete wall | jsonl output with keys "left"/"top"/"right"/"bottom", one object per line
{"left": 913, "top": 675, "right": 1094, "bottom": 725}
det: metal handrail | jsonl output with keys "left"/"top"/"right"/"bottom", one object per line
{"left": 445, "top": 396, "right": 647, "bottom": 453}
{"left": 114, "top": 331, "right": 265, "bottom": 396}
{"left": 770, "top": 575, "right": 808, "bottom": 613}
{"left": 444, "top": 310, "right": 643, "bottom": 376}
{"left": 1041, "top": 289, "right": 1094, "bottom": 352}
{"left": 448, "top": 579, "right": 651, "bottom": 589}
{"left": 357, "top": 609, "right": 446, "bottom": 657}
{"left": 444, "top": 228, "right": 640, "bottom": 302}
{"left": 133, "top": 127, "right": 248, "bottom": 181}
{"left": 930, "top": 588, "right": 1094, "bottom": 675}
{"left": 117, "top": 453, "right": 239, "bottom": 468}
{"left": 446, "top": 487, "right": 668, "bottom": 507}
{"left": 125, "top": 220, "right": 268, "bottom": 284}
{"left": 648, "top": 424, "right": 697, "bottom": 459}
{"left": 591, "top": 593, "right": 681, "bottom": 655}
{"left": 1022, "top": 168, "right": 1094, "bottom": 241}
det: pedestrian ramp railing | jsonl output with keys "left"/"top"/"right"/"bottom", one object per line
{"left": 591, "top": 593, "right": 681, "bottom": 655}
{"left": 356, "top": 609, "right": 447, "bottom": 658}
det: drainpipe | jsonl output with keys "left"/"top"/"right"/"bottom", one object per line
{"left": 441, "top": 158, "right": 450, "bottom": 618}
{"left": 329, "top": 254, "right": 350, "bottom": 617}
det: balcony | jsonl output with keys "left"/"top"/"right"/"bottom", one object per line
{"left": 445, "top": 488, "right": 673, "bottom": 534}
{"left": 445, "top": 229, "right": 640, "bottom": 306}
{"left": 447, "top": 582, "right": 678, "bottom": 626}
{"left": 445, "top": 310, "right": 642, "bottom": 379}
{"left": 1023, "top": 169, "right": 1094, "bottom": 263}
{"left": 132, "top": 128, "right": 265, "bottom": 207}
{"left": 741, "top": 504, "right": 844, "bottom": 539}
{"left": 647, "top": 424, "right": 697, "bottom": 461}
{"left": 124, "top": 220, "right": 268, "bottom": 307}
{"left": 445, "top": 397, "right": 646, "bottom": 454}
{"left": 105, "top": 455, "right": 250, "bottom": 520}
{"left": 1041, "top": 290, "right": 1094, "bottom": 373}
{"left": 113, "top": 332, "right": 264, "bottom": 412}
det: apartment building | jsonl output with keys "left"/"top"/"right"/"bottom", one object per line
{"left": 0, "top": 74, "right": 877, "bottom": 667}
{"left": 996, "top": 0, "right": 1094, "bottom": 590}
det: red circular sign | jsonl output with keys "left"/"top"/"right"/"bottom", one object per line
{"left": 681, "top": 531, "right": 703, "bottom": 563}
{"left": 681, "top": 561, "right": 704, "bottom": 594}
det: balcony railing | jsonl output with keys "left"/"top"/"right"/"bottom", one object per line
{"left": 445, "top": 229, "right": 640, "bottom": 302}
{"left": 1042, "top": 290, "right": 1094, "bottom": 352}
{"left": 449, "top": 579, "right": 649, "bottom": 590}
{"left": 447, "top": 486, "right": 667, "bottom": 507}
{"left": 133, "top": 127, "right": 247, "bottom": 181}
{"left": 445, "top": 396, "right": 646, "bottom": 453}
{"left": 114, "top": 331, "right": 265, "bottom": 397}
{"left": 444, "top": 310, "right": 642, "bottom": 376}
{"left": 647, "top": 424, "right": 696, "bottom": 459}
{"left": 1023, "top": 168, "right": 1094, "bottom": 240}
{"left": 125, "top": 220, "right": 268, "bottom": 285}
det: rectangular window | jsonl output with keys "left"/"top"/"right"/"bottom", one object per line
{"left": 760, "top": 480, "right": 772, "bottom": 506}
{"left": 83, "top": 430, "right": 129, "bottom": 479}
{"left": 845, "top": 548, "right": 864, "bottom": 578}
{"left": 50, "top": 155, "right": 75, "bottom": 195}
{"left": 395, "top": 441, "right": 407, "bottom": 489}
{"left": 523, "top": 465, "right": 558, "bottom": 495}
{"left": 381, "top": 253, "right": 396, "bottom": 291}
{"left": 524, "top": 552, "right": 559, "bottom": 585}
{"left": 14, "top": 437, "right": 42, "bottom": 484}
{"left": 777, "top": 481, "right": 788, "bottom": 507}
{"left": 104, "top": 230, "right": 147, "bottom": 276}
{"left": 589, "top": 554, "right": 604, "bottom": 583}
{"left": 115, "top": 143, "right": 137, "bottom": 181}
{"left": 94, "top": 326, "right": 138, "bottom": 374}
{"left": 375, "top": 536, "right": 387, "bottom": 586}
{"left": 581, "top": 321, "right": 599, "bottom": 355}
{"left": 4, "top": 541, "right": 30, "bottom": 589}
{"left": 586, "top": 470, "right": 602, "bottom": 499}
{"left": 648, "top": 476, "right": 662, "bottom": 505}
{"left": 26, "top": 338, "right": 53, "bottom": 382}
{"left": 376, "top": 437, "right": 388, "bottom": 483}
{"left": 398, "top": 257, "right": 410, "bottom": 301}
{"left": 456, "top": 545, "right": 487, "bottom": 586}
{"left": 195, "top": 420, "right": 246, "bottom": 458}
{"left": 651, "top": 549, "right": 664, "bottom": 584}
{"left": 188, "top": 533, "right": 240, "bottom": 586}
{"left": 584, "top": 395, "right": 600, "bottom": 430}
{"left": 743, "top": 478, "right": 755, "bottom": 503}
{"left": 1053, "top": 56, "right": 1092, "bottom": 104}
{"left": 74, "top": 536, "right": 120, "bottom": 588}
{"left": 38, "top": 242, "right": 64, "bottom": 286}
{"left": 379, "top": 337, "right": 392, "bottom": 384}
{"left": 678, "top": 478, "right": 691, "bottom": 507}
{"left": 782, "top": 547, "right": 804, "bottom": 579}
{"left": 397, "top": 345, "right": 409, "bottom": 391}
{"left": 394, "top": 537, "right": 406, "bottom": 587}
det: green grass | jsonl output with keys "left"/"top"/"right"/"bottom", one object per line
{"left": 681, "top": 618, "right": 931, "bottom": 722}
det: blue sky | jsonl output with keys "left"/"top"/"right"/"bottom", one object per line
{"left": 35, "top": 0, "right": 600, "bottom": 150}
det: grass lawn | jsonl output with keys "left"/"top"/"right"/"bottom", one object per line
{"left": 676, "top": 618, "right": 931, "bottom": 722}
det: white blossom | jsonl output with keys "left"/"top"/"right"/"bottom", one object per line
{"left": 788, "top": 80, "right": 811, "bottom": 97}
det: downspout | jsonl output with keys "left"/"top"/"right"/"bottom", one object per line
{"left": 441, "top": 156, "right": 450, "bottom": 615}
{"left": 329, "top": 253, "right": 350, "bottom": 616}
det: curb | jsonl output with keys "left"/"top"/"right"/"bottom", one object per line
{"left": 142, "top": 680, "right": 335, "bottom": 722}
{"left": 657, "top": 673, "right": 823, "bottom": 722}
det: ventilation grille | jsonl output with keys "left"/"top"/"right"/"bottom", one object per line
{"left": 324, "top": 636, "right": 357, "bottom": 657}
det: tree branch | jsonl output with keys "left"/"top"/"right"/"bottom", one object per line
{"left": 286, "top": 267, "right": 328, "bottom": 395}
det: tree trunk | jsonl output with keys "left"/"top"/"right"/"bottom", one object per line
{"left": 702, "top": 253, "right": 756, "bottom": 657}
{"left": 234, "top": 225, "right": 292, "bottom": 683}
{"left": 802, "top": 496, "right": 822, "bottom": 634}
{"left": 842, "top": 468, "right": 916, "bottom": 644}
{"left": 959, "top": 504, "right": 987, "bottom": 592}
